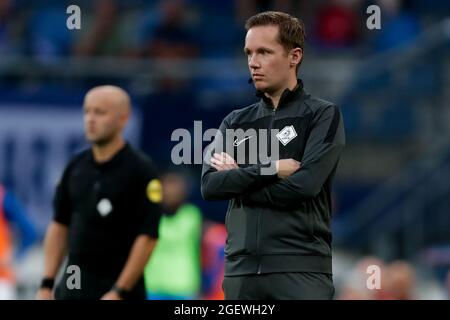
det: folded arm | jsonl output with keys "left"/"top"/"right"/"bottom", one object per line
{"left": 242, "top": 105, "right": 345, "bottom": 208}
{"left": 201, "top": 114, "right": 277, "bottom": 201}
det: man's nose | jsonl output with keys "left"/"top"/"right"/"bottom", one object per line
{"left": 85, "top": 114, "right": 95, "bottom": 123}
{"left": 248, "top": 55, "right": 260, "bottom": 69}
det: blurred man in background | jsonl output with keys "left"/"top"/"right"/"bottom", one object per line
{"left": 35, "top": 85, "right": 161, "bottom": 300}
{"left": 144, "top": 171, "right": 202, "bottom": 299}
{"left": 201, "top": 11, "right": 345, "bottom": 299}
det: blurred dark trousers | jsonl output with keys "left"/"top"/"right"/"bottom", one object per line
{"left": 223, "top": 272, "right": 335, "bottom": 300}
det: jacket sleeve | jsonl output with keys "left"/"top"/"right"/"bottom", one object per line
{"left": 201, "top": 112, "right": 278, "bottom": 201}
{"left": 242, "top": 104, "right": 345, "bottom": 208}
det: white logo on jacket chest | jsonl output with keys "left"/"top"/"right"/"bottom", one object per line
{"left": 276, "top": 125, "right": 297, "bottom": 146}
{"left": 97, "top": 198, "right": 113, "bottom": 217}
{"left": 233, "top": 136, "right": 253, "bottom": 146}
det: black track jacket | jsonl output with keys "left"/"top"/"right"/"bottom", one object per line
{"left": 201, "top": 80, "right": 345, "bottom": 276}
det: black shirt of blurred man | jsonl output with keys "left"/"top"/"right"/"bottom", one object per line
{"left": 53, "top": 143, "right": 161, "bottom": 299}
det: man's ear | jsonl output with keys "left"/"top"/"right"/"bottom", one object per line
{"left": 290, "top": 48, "right": 302, "bottom": 67}
{"left": 120, "top": 112, "right": 130, "bottom": 128}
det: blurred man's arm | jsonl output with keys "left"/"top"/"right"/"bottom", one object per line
{"left": 101, "top": 235, "right": 157, "bottom": 300}
{"left": 100, "top": 163, "right": 160, "bottom": 300}
{"left": 36, "top": 221, "right": 69, "bottom": 300}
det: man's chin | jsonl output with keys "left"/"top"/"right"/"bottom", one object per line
{"left": 86, "top": 135, "right": 108, "bottom": 146}
{"left": 85, "top": 134, "right": 96, "bottom": 143}
{"left": 254, "top": 82, "right": 268, "bottom": 92}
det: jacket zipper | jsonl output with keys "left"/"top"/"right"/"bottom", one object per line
{"left": 257, "top": 106, "right": 277, "bottom": 274}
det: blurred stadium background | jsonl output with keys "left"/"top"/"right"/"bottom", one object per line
{"left": 1, "top": 0, "right": 450, "bottom": 299}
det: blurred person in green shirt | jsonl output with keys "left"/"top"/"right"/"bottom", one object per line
{"left": 144, "top": 171, "right": 202, "bottom": 299}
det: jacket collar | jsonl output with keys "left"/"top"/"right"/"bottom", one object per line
{"left": 255, "top": 79, "right": 304, "bottom": 109}
{"left": 89, "top": 142, "right": 129, "bottom": 169}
